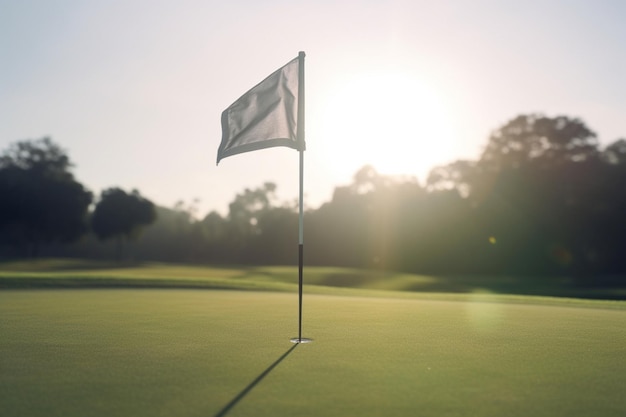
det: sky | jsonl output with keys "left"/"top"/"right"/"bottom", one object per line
{"left": 1, "top": 0, "right": 625, "bottom": 217}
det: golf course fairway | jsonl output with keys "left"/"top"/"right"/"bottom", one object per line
{"left": 1, "top": 289, "right": 625, "bottom": 417}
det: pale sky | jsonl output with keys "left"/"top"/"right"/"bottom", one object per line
{"left": 2, "top": 0, "right": 625, "bottom": 217}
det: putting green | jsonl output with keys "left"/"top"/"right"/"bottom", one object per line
{"left": 1, "top": 289, "right": 625, "bottom": 417}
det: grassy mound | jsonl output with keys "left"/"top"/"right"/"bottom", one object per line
{"left": 1, "top": 258, "right": 625, "bottom": 302}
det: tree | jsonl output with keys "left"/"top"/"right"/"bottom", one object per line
{"left": 593, "top": 138, "right": 626, "bottom": 274}
{"left": 480, "top": 114, "right": 599, "bottom": 169}
{"left": 225, "top": 182, "right": 278, "bottom": 258}
{"left": 0, "top": 137, "right": 92, "bottom": 256}
{"left": 602, "top": 138, "right": 626, "bottom": 165}
{"left": 91, "top": 188, "right": 156, "bottom": 260}
{"left": 422, "top": 115, "right": 623, "bottom": 275}
{"left": 198, "top": 211, "right": 229, "bottom": 262}
{"left": 426, "top": 160, "right": 478, "bottom": 197}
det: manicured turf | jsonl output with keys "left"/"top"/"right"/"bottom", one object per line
{"left": 1, "top": 289, "right": 626, "bottom": 417}
{"left": 2, "top": 258, "right": 625, "bottom": 301}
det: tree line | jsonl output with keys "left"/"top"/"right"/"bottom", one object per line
{"left": 1, "top": 114, "right": 625, "bottom": 285}
{"left": 0, "top": 138, "right": 156, "bottom": 259}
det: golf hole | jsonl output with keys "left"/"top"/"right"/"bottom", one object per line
{"left": 290, "top": 337, "right": 313, "bottom": 344}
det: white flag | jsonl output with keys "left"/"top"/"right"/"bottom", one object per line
{"left": 217, "top": 56, "right": 304, "bottom": 164}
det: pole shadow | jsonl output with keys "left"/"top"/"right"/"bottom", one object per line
{"left": 213, "top": 344, "right": 298, "bottom": 417}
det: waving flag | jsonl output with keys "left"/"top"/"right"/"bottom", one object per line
{"left": 216, "top": 52, "right": 310, "bottom": 343}
{"left": 217, "top": 56, "right": 304, "bottom": 164}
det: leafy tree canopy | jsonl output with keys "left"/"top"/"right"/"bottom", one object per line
{"left": 480, "top": 114, "right": 599, "bottom": 169}
{"left": 0, "top": 137, "right": 92, "bottom": 255}
{"left": 91, "top": 188, "right": 156, "bottom": 242}
{"left": 0, "top": 137, "right": 73, "bottom": 179}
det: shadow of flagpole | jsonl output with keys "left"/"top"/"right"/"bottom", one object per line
{"left": 213, "top": 344, "right": 298, "bottom": 417}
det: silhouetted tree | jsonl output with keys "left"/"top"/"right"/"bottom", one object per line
{"left": 27, "top": 114, "right": 625, "bottom": 283}
{"left": 124, "top": 204, "right": 198, "bottom": 262}
{"left": 424, "top": 114, "right": 613, "bottom": 275}
{"left": 0, "top": 137, "right": 92, "bottom": 256}
{"left": 250, "top": 205, "right": 298, "bottom": 264}
{"left": 224, "top": 182, "right": 278, "bottom": 261}
{"left": 426, "top": 160, "right": 478, "bottom": 197}
{"left": 481, "top": 114, "right": 599, "bottom": 169}
{"left": 91, "top": 188, "right": 156, "bottom": 260}
{"left": 478, "top": 115, "right": 605, "bottom": 276}
{"left": 593, "top": 138, "right": 626, "bottom": 275}
{"left": 198, "top": 210, "right": 229, "bottom": 262}
{"left": 308, "top": 166, "right": 423, "bottom": 269}
{"left": 602, "top": 138, "right": 626, "bottom": 165}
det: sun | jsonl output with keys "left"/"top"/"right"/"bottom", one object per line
{"left": 318, "top": 71, "right": 456, "bottom": 183}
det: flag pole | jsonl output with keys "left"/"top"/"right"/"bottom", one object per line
{"left": 298, "top": 149, "right": 304, "bottom": 342}
{"left": 217, "top": 51, "right": 311, "bottom": 343}
{"left": 292, "top": 51, "right": 311, "bottom": 344}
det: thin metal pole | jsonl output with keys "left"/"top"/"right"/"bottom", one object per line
{"left": 297, "top": 51, "right": 305, "bottom": 342}
{"left": 298, "top": 151, "right": 304, "bottom": 341}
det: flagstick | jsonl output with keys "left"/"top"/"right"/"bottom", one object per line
{"left": 291, "top": 51, "right": 311, "bottom": 344}
{"left": 298, "top": 149, "right": 304, "bottom": 342}
{"left": 217, "top": 51, "right": 310, "bottom": 343}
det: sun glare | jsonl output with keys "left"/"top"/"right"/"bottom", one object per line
{"left": 319, "top": 71, "right": 455, "bottom": 182}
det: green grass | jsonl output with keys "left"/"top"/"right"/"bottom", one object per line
{"left": 1, "top": 289, "right": 626, "bottom": 417}
{"left": 1, "top": 258, "right": 625, "bottom": 303}
{"left": 2, "top": 259, "right": 626, "bottom": 415}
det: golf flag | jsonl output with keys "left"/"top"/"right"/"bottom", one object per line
{"left": 217, "top": 55, "right": 304, "bottom": 164}
{"left": 217, "top": 52, "right": 309, "bottom": 343}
